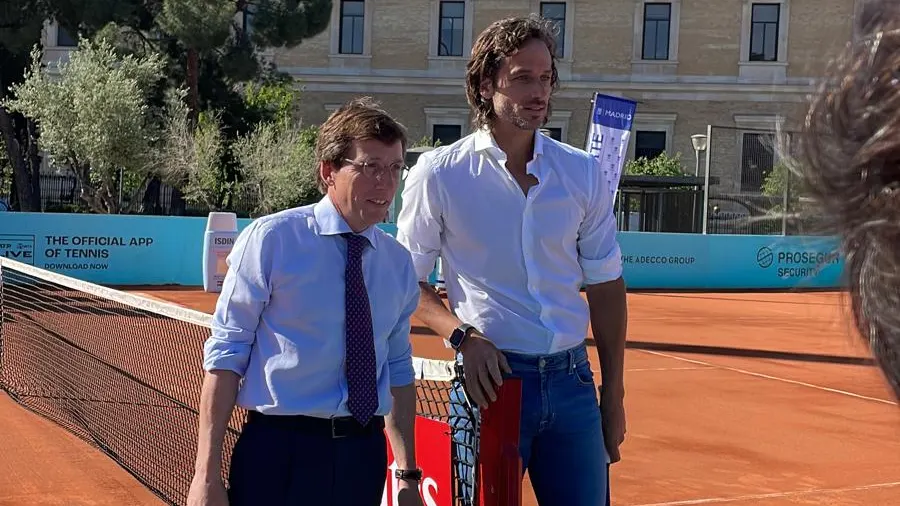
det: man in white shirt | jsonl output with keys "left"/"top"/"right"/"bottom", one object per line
{"left": 396, "top": 14, "right": 627, "bottom": 506}
{"left": 189, "top": 98, "right": 423, "bottom": 506}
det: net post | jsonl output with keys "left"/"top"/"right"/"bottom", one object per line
{"left": 0, "top": 259, "right": 4, "bottom": 389}
{"left": 477, "top": 378, "right": 523, "bottom": 506}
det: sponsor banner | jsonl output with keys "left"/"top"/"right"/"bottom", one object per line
{"left": 382, "top": 416, "right": 451, "bottom": 506}
{"left": 617, "top": 233, "right": 844, "bottom": 289}
{"left": 585, "top": 92, "right": 638, "bottom": 196}
{"left": 0, "top": 212, "right": 253, "bottom": 285}
{"left": 1, "top": 212, "right": 845, "bottom": 290}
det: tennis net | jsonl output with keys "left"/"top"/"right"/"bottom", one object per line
{"left": 0, "top": 257, "right": 521, "bottom": 506}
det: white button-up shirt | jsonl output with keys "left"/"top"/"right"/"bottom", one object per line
{"left": 396, "top": 129, "right": 622, "bottom": 355}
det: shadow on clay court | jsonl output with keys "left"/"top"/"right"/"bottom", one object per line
{"left": 612, "top": 339, "right": 875, "bottom": 367}
{"left": 413, "top": 324, "right": 875, "bottom": 367}
{"left": 634, "top": 291, "right": 845, "bottom": 307}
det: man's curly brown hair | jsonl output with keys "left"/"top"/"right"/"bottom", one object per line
{"left": 464, "top": 14, "right": 560, "bottom": 131}
{"left": 797, "top": 0, "right": 900, "bottom": 399}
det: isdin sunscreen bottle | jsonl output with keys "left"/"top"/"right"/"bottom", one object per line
{"left": 202, "top": 212, "right": 238, "bottom": 293}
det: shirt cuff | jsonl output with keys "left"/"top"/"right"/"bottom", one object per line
{"left": 579, "top": 246, "right": 624, "bottom": 285}
{"left": 202, "top": 336, "right": 253, "bottom": 376}
{"left": 388, "top": 354, "right": 415, "bottom": 387}
{"left": 408, "top": 250, "right": 438, "bottom": 282}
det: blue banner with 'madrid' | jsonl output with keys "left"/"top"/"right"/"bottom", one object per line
{"left": 585, "top": 93, "right": 638, "bottom": 196}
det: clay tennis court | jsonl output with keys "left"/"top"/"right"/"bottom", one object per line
{"left": 1, "top": 288, "right": 898, "bottom": 506}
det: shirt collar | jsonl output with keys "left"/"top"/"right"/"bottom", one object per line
{"left": 313, "top": 195, "right": 378, "bottom": 249}
{"left": 473, "top": 127, "right": 545, "bottom": 157}
{"left": 473, "top": 127, "right": 547, "bottom": 178}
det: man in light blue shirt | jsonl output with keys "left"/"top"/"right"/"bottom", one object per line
{"left": 187, "top": 98, "right": 424, "bottom": 506}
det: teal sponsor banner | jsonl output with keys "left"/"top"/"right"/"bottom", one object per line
{"left": 616, "top": 232, "right": 843, "bottom": 289}
{"left": 1, "top": 212, "right": 250, "bottom": 285}
{"left": 1, "top": 213, "right": 844, "bottom": 290}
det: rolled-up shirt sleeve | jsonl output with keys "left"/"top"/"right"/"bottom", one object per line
{"left": 396, "top": 155, "right": 443, "bottom": 281}
{"left": 203, "top": 220, "right": 276, "bottom": 375}
{"left": 386, "top": 261, "right": 419, "bottom": 387}
{"left": 578, "top": 155, "right": 624, "bottom": 285}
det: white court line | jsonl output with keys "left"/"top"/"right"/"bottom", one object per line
{"left": 639, "top": 350, "right": 897, "bottom": 406}
{"left": 634, "top": 316, "right": 795, "bottom": 320}
{"left": 596, "top": 366, "right": 714, "bottom": 373}
{"left": 630, "top": 481, "right": 900, "bottom": 506}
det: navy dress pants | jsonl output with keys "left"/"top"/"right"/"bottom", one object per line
{"left": 227, "top": 411, "right": 388, "bottom": 505}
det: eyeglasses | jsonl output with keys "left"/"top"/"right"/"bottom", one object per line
{"left": 343, "top": 159, "right": 408, "bottom": 181}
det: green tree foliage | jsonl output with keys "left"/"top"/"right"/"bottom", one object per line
{"left": 234, "top": 120, "right": 320, "bottom": 216}
{"left": 4, "top": 39, "right": 170, "bottom": 213}
{"left": 761, "top": 161, "right": 790, "bottom": 199}
{"left": 0, "top": 0, "right": 47, "bottom": 211}
{"left": 156, "top": 0, "right": 234, "bottom": 51}
{"left": 410, "top": 136, "right": 442, "bottom": 148}
{"left": 154, "top": 96, "right": 232, "bottom": 212}
{"left": 624, "top": 152, "right": 687, "bottom": 177}
{"left": 243, "top": 80, "right": 303, "bottom": 126}
{"left": 152, "top": 77, "right": 308, "bottom": 215}
{"left": 0, "top": 0, "right": 333, "bottom": 213}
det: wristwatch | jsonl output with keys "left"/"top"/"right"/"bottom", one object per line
{"left": 447, "top": 323, "right": 476, "bottom": 351}
{"left": 395, "top": 468, "right": 423, "bottom": 481}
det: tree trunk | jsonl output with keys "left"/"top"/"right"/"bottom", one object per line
{"left": 70, "top": 160, "right": 104, "bottom": 213}
{"left": 26, "top": 117, "right": 41, "bottom": 209}
{"left": 141, "top": 177, "right": 162, "bottom": 215}
{"left": 169, "top": 47, "right": 200, "bottom": 216}
{"left": 187, "top": 48, "right": 199, "bottom": 128}
{"left": 0, "top": 106, "right": 41, "bottom": 211}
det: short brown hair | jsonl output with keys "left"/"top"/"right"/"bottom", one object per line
{"left": 797, "top": 0, "right": 900, "bottom": 398}
{"left": 315, "top": 97, "right": 408, "bottom": 192}
{"left": 465, "top": 14, "right": 560, "bottom": 131}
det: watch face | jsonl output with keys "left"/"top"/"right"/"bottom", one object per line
{"left": 449, "top": 328, "right": 464, "bottom": 348}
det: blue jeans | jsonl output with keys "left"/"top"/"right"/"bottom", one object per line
{"left": 450, "top": 343, "right": 609, "bottom": 505}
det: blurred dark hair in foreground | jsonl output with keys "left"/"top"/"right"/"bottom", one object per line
{"left": 794, "top": 0, "right": 900, "bottom": 399}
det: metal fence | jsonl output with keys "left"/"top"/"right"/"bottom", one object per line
{"left": 2, "top": 171, "right": 259, "bottom": 217}
{"left": 700, "top": 124, "right": 821, "bottom": 236}
{"left": 5, "top": 132, "right": 825, "bottom": 237}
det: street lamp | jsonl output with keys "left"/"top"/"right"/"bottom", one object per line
{"left": 690, "top": 134, "right": 708, "bottom": 176}
{"left": 690, "top": 133, "right": 709, "bottom": 234}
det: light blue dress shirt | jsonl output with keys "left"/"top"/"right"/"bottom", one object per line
{"left": 203, "top": 196, "right": 419, "bottom": 418}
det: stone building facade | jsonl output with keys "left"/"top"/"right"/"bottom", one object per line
{"left": 267, "top": 0, "right": 858, "bottom": 197}
{"left": 37, "top": 0, "right": 860, "bottom": 203}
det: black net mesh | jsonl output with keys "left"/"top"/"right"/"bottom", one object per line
{"left": 0, "top": 259, "right": 482, "bottom": 506}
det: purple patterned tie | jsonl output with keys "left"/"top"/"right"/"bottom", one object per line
{"left": 343, "top": 233, "right": 378, "bottom": 425}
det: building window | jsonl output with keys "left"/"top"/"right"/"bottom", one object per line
{"left": 642, "top": 3, "right": 671, "bottom": 60}
{"left": 57, "top": 26, "right": 78, "bottom": 47}
{"left": 425, "top": 107, "right": 469, "bottom": 145}
{"left": 438, "top": 1, "right": 465, "bottom": 57}
{"left": 339, "top": 0, "right": 365, "bottom": 55}
{"left": 740, "top": 132, "right": 775, "bottom": 192}
{"left": 634, "top": 131, "right": 667, "bottom": 160}
{"left": 241, "top": 4, "right": 256, "bottom": 43}
{"left": 749, "top": 3, "right": 779, "bottom": 61}
{"left": 541, "top": 127, "right": 563, "bottom": 141}
{"left": 432, "top": 124, "right": 462, "bottom": 145}
{"left": 540, "top": 2, "right": 566, "bottom": 58}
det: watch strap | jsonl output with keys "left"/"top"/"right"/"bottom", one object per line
{"left": 395, "top": 468, "right": 423, "bottom": 481}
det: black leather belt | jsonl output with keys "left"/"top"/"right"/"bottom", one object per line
{"left": 246, "top": 411, "right": 385, "bottom": 438}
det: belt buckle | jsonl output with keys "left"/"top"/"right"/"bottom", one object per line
{"left": 331, "top": 417, "right": 350, "bottom": 439}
